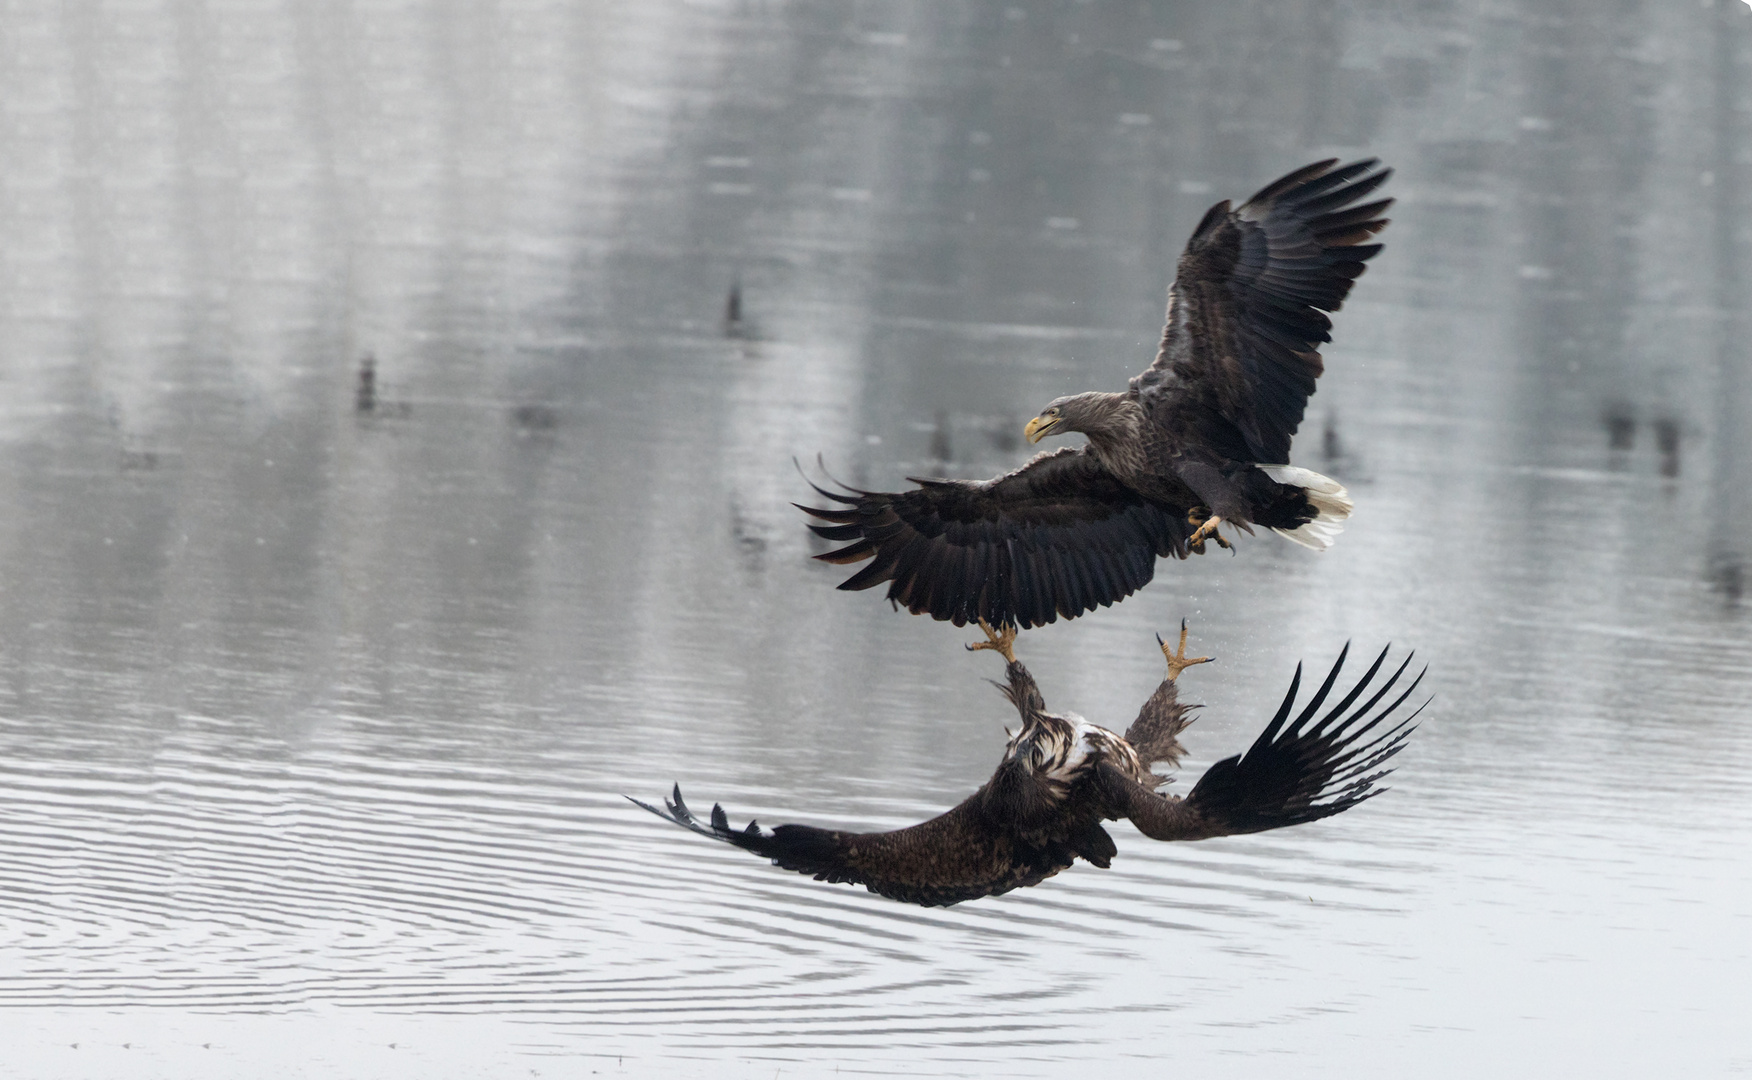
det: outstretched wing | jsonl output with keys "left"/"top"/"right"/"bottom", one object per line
{"left": 631, "top": 782, "right": 1093, "bottom": 907}
{"left": 1132, "top": 159, "right": 1392, "bottom": 465}
{"left": 1103, "top": 644, "right": 1422, "bottom": 841}
{"left": 798, "top": 448, "right": 1192, "bottom": 629}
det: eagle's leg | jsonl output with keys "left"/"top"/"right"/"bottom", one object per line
{"left": 1186, "top": 511, "right": 1231, "bottom": 554}
{"left": 1156, "top": 619, "right": 1212, "bottom": 682}
{"left": 965, "top": 618, "right": 1018, "bottom": 663}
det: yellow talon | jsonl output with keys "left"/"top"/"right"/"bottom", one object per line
{"left": 1187, "top": 513, "right": 1230, "bottom": 554}
{"left": 1156, "top": 619, "right": 1212, "bottom": 682}
{"left": 966, "top": 618, "right": 1019, "bottom": 663}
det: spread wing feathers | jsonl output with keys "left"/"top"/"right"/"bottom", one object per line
{"left": 797, "top": 448, "right": 1193, "bottom": 629}
{"left": 1107, "top": 644, "right": 1423, "bottom": 842}
{"left": 1135, "top": 158, "right": 1392, "bottom": 464}
{"left": 630, "top": 780, "right": 1116, "bottom": 907}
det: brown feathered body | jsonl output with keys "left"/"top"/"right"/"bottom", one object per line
{"left": 801, "top": 159, "right": 1387, "bottom": 628}
{"left": 1024, "top": 390, "right": 1324, "bottom": 536}
{"left": 634, "top": 641, "right": 1421, "bottom": 907}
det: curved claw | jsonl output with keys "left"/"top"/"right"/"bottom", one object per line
{"left": 1187, "top": 514, "right": 1229, "bottom": 554}
{"left": 965, "top": 618, "right": 1019, "bottom": 664}
{"left": 1158, "top": 619, "right": 1213, "bottom": 682}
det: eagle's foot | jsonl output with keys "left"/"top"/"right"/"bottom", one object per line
{"left": 966, "top": 619, "right": 1018, "bottom": 664}
{"left": 1156, "top": 619, "right": 1212, "bottom": 682}
{"left": 1187, "top": 513, "right": 1229, "bottom": 554}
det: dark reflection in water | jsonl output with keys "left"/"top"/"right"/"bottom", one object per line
{"left": 1708, "top": 0, "right": 1752, "bottom": 603}
{"left": 1, "top": 2, "right": 1751, "bottom": 1078}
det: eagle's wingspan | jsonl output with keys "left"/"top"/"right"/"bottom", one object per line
{"left": 1132, "top": 159, "right": 1392, "bottom": 465}
{"left": 797, "top": 447, "right": 1192, "bottom": 629}
{"left": 1104, "top": 644, "right": 1422, "bottom": 841}
{"left": 632, "top": 781, "right": 1107, "bottom": 907}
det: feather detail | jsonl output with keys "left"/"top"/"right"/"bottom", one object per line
{"left": 634, "top": 642, "right": 1419, "bottom": 907}
{"left": 1136, "top": 159, "right": 1392, "bottom": 465}
{"left": 797, "top": 449, "right": 1192, "bottom": 628}
{"left": 1257, "top": 464, "right": 1353, "bottom": 550}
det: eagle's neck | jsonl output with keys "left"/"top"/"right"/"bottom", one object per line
{"left": 1080, "top": 395, "right": 1149, "bottom": 480}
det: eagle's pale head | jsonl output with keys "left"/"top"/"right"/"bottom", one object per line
{"left": 1024, "top": 392, "right": 1128, "bottom": 444}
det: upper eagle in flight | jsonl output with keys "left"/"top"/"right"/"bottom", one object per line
{"left": 800, "top": 159, "right": 1391, "bottom": 628}
{"left": 633, "top": 622, "right": 1420, "bottom": 907}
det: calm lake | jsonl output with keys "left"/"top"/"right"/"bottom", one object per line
{"left": 1, "top": 1, "right": 1749, "bottom": 1077}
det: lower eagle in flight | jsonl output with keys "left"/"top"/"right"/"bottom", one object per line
{"left": 800, "top": 158, "right": 1389, "bottom": 629}
{"left": 632, "top": 623, "right": 1421, "bottom": 907}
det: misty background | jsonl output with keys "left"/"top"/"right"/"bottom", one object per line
{"left": 1, "top": 2, "right": 1749, "bottom": 1077}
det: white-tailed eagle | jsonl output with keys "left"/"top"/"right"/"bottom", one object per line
{"left": 633, "top": 623, "right": 1420, "bottom": 907}
{"left": 801, "top": 159, "right": 1390, "bottom": 628}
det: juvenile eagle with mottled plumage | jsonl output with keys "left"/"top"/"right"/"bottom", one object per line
{"left": 632, "top": 623, "right": 1420, "bottom": 907}
{"left": 800, "top": 159, "right": 1390, "bottom": 629}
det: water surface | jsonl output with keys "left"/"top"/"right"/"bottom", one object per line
{"left": 1, "top": 2, "right": 1750, "bottom": 1077}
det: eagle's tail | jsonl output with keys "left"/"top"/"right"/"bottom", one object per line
{"left": 1257, "top": 464, "right": 1353, "bottom": 551}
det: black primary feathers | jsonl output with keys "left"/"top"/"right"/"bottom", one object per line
{"left": 1111, "top": 643, "right": 1422, "bottom": 842}
{"left": 799, "top": 159, "right": 1391, "bottom": 629}
{"left": 633, "top": 638, "right": 1422, "bottom": 907}
{"left": 798, "top": 449, "right": 1190, "bottom": 629}
{"left": 1133, "top": 157, "right": 1393, "bottom": 466}
{"left": 631, "top": 160, "right": 1418, "bottom": 910}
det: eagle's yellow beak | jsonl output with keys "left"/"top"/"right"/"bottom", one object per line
{"left": 1023, "top": 415, "right": 1059, "bottom": 444}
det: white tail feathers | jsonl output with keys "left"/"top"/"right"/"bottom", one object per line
{"left": 1256, "top": 465, "right": 1353, "bottom": 551}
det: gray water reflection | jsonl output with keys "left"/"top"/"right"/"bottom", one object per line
{"left": 1, "top": 2, "right": 1750, "bottom": 1077}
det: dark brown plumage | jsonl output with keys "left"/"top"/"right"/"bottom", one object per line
{"left": 632, "top": 625, "right": 1421, "bottom": 907}
{"left": 800, "top": 159, "right": 1390, "bottom": 628}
